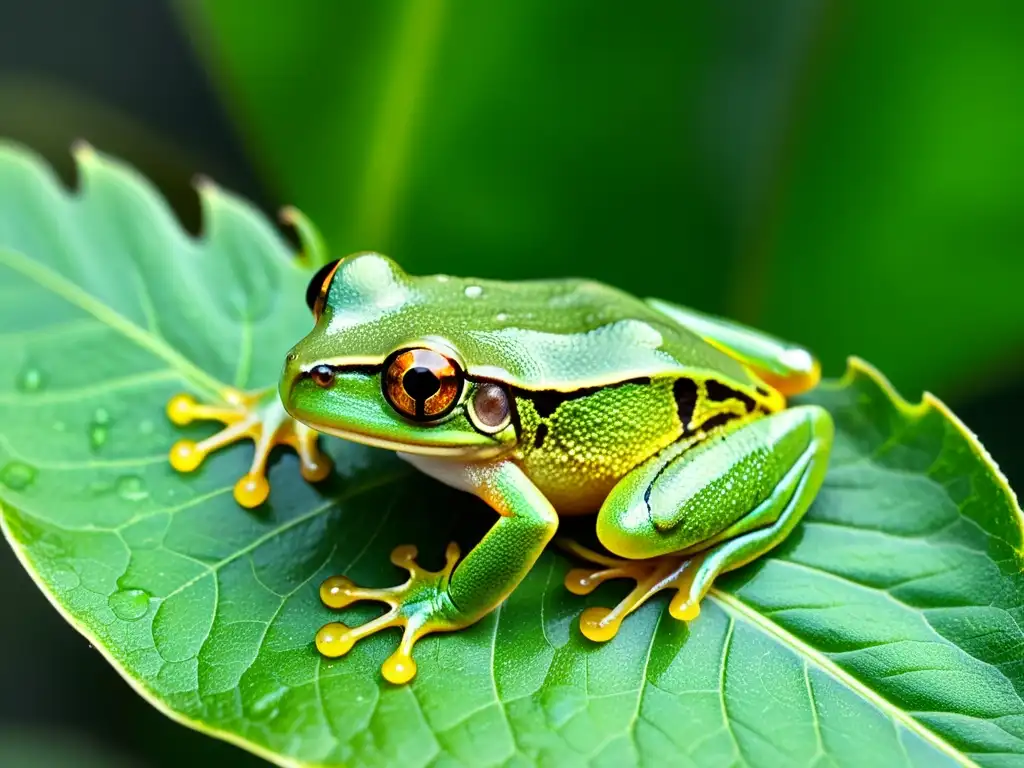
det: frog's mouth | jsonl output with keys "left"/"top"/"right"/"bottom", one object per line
{"left": 281, "top": 367, "right": 511, "bottom": 461}
{"left": 308, "top": 421, "right": 506, "bottom": 459}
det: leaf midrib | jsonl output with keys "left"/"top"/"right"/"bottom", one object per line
{"left": 0, "top": 247, "right": 226, "bottom": 399}
{"left": 710, "top": 589, "right": 978, "bottom": 768}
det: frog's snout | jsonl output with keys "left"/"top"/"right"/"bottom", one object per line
{"left": 278, "top": 351, "right": 305, "bottom": 411}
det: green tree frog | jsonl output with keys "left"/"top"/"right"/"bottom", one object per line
{"left": 166, "top": 246, "right": 833, "bottom": 685}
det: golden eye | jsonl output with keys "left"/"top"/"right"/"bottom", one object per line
{"left": 305, "top": 259, "right": 343, "bottom": 321}
{"left": 383, "top": 349, "right": 463, "bottom": 421}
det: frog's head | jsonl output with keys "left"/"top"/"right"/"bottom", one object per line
{"left": 280, "top": 252, "right": 518, "bottom": 459}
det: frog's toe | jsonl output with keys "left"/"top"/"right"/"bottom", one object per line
{"left": 165, "top": 388, "right": 332, "bottom": 508}
{"left": 669, "top": 593, "right": 702, "bottom": 622}
{"left": 560, "top": 539, "right": 709, "bottom": 641}
{"left": 579, "top": 606, "right": 622, "bottom": 642}
{"left": 315, "top": 542, "right": 464, "bottom": 684}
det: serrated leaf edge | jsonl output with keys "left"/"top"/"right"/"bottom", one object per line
{"left": 829, "top": 356, "right": 1024, "bottom": 554}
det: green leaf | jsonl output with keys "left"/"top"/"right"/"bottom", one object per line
{"left": 181, "top": 1, "right": 1024, "bottom": 397}
{"left": 1, "top": 144, "right": 1023, "bottom": 767}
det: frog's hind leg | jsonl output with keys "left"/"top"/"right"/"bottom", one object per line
{"left": 570, "top": 405, "right": 833, "bottom": 642}
{"left": 646, "top": 298, "right": 820, "bottom": 396}
{"left": 166, "top": 387, "right": 332, "bottom": 508}
{"left": 560, "top": 541, "right": 705, "bottom": 642}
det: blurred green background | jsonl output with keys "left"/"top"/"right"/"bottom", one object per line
{"left": 0, "top": 1, "right": 1021, "bottom": 765}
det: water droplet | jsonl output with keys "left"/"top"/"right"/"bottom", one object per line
{"left": 88, "top": 408, "right": 111, "bottom": 451}
{"left": 15, "top": 367, "right": 43, "bottom": 392}
{"left": 116, "top": 475, "right": 149, "bottom": 502}
{"left": 89, "top": 424, "right": 108, "bottom": 451}
{"left": 108, "top": 588, "right": 150, "bottom": 621}
{"left": 435, "top": 274, "right": 450, "bottom": 283}
{"left": 464, "top": 285, "right": 483, "bottom": 299}
{"left": 248, "top": 686, "right": 287, "bottom": 720}
{"left": 495, "top": 312, "right": 509, "bottom": 322}
{"left": 0, "top": 461, "right": 37, "bottom": 491}
{"left": 87, "top": 479, "right": 113, "bottom": 496}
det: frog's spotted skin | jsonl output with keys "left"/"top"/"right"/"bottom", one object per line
{"left": 167, "top": 249, "right": 832, "bottom": 684}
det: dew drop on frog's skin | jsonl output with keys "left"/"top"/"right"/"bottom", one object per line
{"left": 464, "top": 285, "right": 483, "bottom": 299}
{"left": 116, "top": 475, "right": 149, "bottom": 502}
{"left": 15, "top": 367, "right": 43, "bottom": 393}
{"left": 108, "top": 588, "right": 150, "bottom": 621}
{"left": 0, "top": 461, "right": 37, "bottom": 491}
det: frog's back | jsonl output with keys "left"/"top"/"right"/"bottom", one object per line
{"left": 319, "top": 253, "right": 765, "bottom": 394}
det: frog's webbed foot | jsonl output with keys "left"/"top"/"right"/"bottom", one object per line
{"left": 166, "top": 388, "right": 332, "bottom": 508}
{"left": 559, "top": 540, "right": 707, "bottom": 643}
{"left": 316, "top": 543, "right": 464, "bottom": 684}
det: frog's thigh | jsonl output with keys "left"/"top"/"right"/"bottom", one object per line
{"left": 596, "top": 406, "right": 833, "bottom": 565}
{"left": 646, "top": 299, "right": 820, "bottom": 395}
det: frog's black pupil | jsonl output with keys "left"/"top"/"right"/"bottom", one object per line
{"left": 403, "top": 367, "right": 441, "bottom": 401}
{"left": 305, "top": 259, "right": 341, "bottom": 313}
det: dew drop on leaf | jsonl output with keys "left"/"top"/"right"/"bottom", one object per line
{"left": 88, "top": 423, "right": 108, "bottom": 451}
{"left": 15, "top": 367, "right": 43, "bottom": 392}
{"left": 0, "top": 461, "right": 37, "bottom": 491}
{"left": 87, "top": 479, "right": 112, "bottom": 496}
{"left": 247, "top": 686, "right": 288, "bottom": 720}
{"left": 107, "top": 588, "right": 150, "bottom": 621}
{"left": 464, "top": 285, "right": 483, "bottom": 298}
{"left": 88, "top": 409, "right": 112, "bottom": 451}
{"left": 116, "top": 475, "right": 149, "bottom": 502}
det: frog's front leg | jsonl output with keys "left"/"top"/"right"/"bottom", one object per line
{"left": 316, "top": 457, "right": 558, "bottom": 684}
{"left": 166, "top": 387, "right": 333, "bottom": 507}
{"left": 567, "top": 405, "right": 833, "bottom": 641}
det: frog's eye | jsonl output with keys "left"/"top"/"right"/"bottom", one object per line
{"left": 467, "top": 383, "right": 511, "bottom": 434}
{"left": 305, "top": 259, "right": 343, "bottom": 320}
{"left": 383, "top": 348, "right": 463, "bottom": 421}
